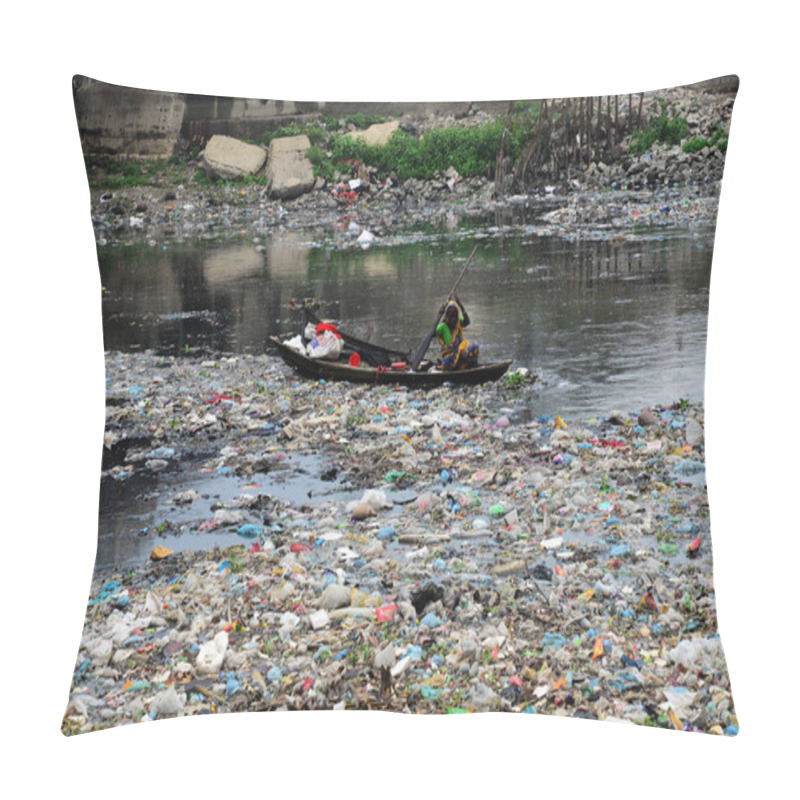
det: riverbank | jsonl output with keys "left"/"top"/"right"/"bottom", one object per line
{"left": 85, "top": 82, "right": 733, "bottom": 249}
{"left": 89, "top": 175, "right": 724, "bottom": 250}
{"left": 64, "top": 349, "right": 736, "bottom": 735}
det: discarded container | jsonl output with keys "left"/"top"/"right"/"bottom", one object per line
{"left": 491, "top": 559, "right": 527, "bottom": 576}
{"left": 308, "top": 609, "right": 330, "bottom": 630}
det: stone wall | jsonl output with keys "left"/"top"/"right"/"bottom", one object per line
{"left": 182, "top": 94, "right": 324, "bottom": 142}
{"left": 181, "top": 97, "right": 512, "bottom": 144}
{"left": 74, "top": 76, "right": 512, "bottom": 158}
{"left": 73, "top": 76, "right": 186, "bottom": 158}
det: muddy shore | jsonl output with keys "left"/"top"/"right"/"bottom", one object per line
{"left": 64, "top": 350, "right": 736, "bottom": 735}
{"left": 88, "top": 167, "right": 724, "bottom": 252}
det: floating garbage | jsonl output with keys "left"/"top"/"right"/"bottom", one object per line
{"left": 65, "top": 349, "right": 735, "bottom": 737}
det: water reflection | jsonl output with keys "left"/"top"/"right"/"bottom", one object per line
{"left": 97, "top": 451, "right": 361, "bottom": 568}
{"left": 264, "top": 233, "right": 310, "bottom": 277}
{"left": 203, "top": 244, "right": 265, "bottom": 286}
{"left": 98, "top": 229, "right": 714, "bottom": 417}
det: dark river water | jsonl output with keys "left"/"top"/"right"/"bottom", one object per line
{"left": 99, "top": 226, "right": 714, "bottom": 418}
{"left": 94, "top": 222, "right": 715, "bottom": 568}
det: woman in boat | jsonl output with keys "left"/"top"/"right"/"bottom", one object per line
{"left": 436, "top": 297, "right": 479, "bottom": 370}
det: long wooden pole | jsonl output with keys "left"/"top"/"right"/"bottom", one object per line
{"left": 495, "top": 100, "right": 515, "bottom": 197}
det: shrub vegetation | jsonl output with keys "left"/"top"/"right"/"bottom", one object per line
{"left": 682, "top": 126, "right": 728, "bottom": 154}
{"left": 629, "top": 100, "right": 689, "bottom": 155}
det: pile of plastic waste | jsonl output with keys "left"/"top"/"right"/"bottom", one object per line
{"left": 63, "top": 352, "right": 736, "bottom": 736}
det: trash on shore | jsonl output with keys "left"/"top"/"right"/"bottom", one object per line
{"left": 64, "top": 351, "right": 736, "bottom": 736}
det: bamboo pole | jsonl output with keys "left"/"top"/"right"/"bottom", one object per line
{"left": 566, "top": 98, "right": 571, "bottom": 170}
{"left": 628, "top": 93, "right": 633, "bottom": 134}
{"left": 494, "top": 99, "right": 515, "bottom": 197}
{"left": 599, "top": 96, "right": 604, "bottom": 148}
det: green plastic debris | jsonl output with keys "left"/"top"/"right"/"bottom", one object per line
{"left": 125, "top": 680, "right": 152, "bottom": 692}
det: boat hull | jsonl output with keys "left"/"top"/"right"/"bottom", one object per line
{"left": 270, "top": 337, "right": 512, "bottom": 388}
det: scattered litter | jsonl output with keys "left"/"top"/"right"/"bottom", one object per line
{"left": 65, "top": 352, "right": 733, "bottom": 736}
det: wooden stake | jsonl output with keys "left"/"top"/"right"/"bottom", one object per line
{"left": 495, "top": 99, "right": 515, "bottom": 197}
{"left": 566, "top": 98, "right": 571, "bottom": 168}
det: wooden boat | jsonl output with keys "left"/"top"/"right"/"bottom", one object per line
{"left": 269, "top": 336, "right": 512, "bottom": 388}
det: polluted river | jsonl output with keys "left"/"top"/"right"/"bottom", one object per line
{"left": 96, "top": 223, "right": 713, "bottom": 568}
{"left": 65, "top": 201, "right": 737, "bottom": 736}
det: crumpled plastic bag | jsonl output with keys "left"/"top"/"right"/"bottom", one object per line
{"left": 669, "top": 637, "right": 722, "bottom": 669}
{"left": 196, "top": 630, "right": 229, "bottom": 675}
{"left": 307, "top": 330, "right": 344, "bottom": 360}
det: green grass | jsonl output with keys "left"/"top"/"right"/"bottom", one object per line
{"left": 254, "top": 114, "right": 388, "bottom": 150}
{"left": 83, "top": 101, "right": 573, "bottom": 191}
{"left": 339, "top": 112, "right": 387, "bottom": 130}
{"left": 258, "top": 105, "right": 541, "bottom": 183}
{"left": 85, "top": 156, "right": 179, "bottom": 189}
{"left": 500, "top": 371, "right": 527, "bottom": 389}
{"left": 629, "top": 101, "right": 689, "bottom": 156}
{"left": 255, "top": 123, "right": 329, "bottom": 148}
{"left": 307, "top": 144, "right": 334, "bottom": 183}
{"left": 326, "top": 118, "right": 532, "bottom": 181}
{"left": 683, "top": 126, "right": 728, "bottom": 154}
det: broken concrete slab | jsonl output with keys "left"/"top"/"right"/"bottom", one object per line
{"left": 265, "top": 134, "right": 315, "bottom": 199}
{"left": 200, "top": 135, "right": 267, "bottom": 180}
{"left": 346, "top": 120, "right": 400, "bottom": 147}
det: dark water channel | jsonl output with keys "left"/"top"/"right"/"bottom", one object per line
{"left": 95, "top": 225, "right": 714, "bottom": 569}
{"left": 99, "top": 228, "right": 714, "bottom": 418}
{"left": 97, "top": 451, "right": 371, "bottom": 568}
